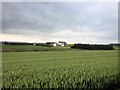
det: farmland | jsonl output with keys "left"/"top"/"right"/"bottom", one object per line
{"left": 2, "top": 45, "right": 71, "bottom": 52}
{"left": 2, "top": 49, "right": 119, "bottom": 89}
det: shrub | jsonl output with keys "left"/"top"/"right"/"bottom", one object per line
{"left": 71, "top": 44, "right": 114, "bottom": 50}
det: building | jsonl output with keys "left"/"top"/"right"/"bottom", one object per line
{"left": 58, "top": 41, "right": 67, "bottom": 46}
{"left": 46, "top": 42, "right": 57, "bottom": 46}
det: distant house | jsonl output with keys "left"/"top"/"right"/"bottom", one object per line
{"left": 46, "top": 42, "right": 57, "bottom": 46}
{"left": 33, "top": 42, "right": 37, "bottom": 46}
{"left": 58, "top": 41, "right": 67, "bottom": 46}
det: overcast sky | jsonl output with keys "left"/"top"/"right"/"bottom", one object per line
{"left": 2, "top": 2, "right": 118, "bottom": 44}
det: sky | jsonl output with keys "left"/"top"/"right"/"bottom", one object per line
{"left": 1, "top": 2, "right": 118, "bottom": 44}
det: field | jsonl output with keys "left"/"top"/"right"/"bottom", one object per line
{"left": 2, "top": 49, "right": 119, "bottom": 89}
{"left": 2, "top": 45, "right": 71, "bottom": 52}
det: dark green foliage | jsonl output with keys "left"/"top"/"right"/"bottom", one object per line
{"left": 71, "top": 44, "right": 114, "bottom": 50}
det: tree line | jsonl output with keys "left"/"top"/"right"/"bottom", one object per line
{"left": 71, "top": 44, "right": 114, "bottom": 50}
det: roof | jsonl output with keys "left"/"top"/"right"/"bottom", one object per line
{"left": 46, "top": 42, "right": 57, "bottom": 44}
{"left": 59, "top": 41, "right": 66, "bottom": 43}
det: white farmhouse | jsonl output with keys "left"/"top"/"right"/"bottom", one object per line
{"left": 46, "top": 42, "right": 57, "bottom": 46}
{"left": 58, "top": 41, "right": 67, "bottom": 46}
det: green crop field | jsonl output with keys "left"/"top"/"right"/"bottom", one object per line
{"left": 2, "top": 50, "right": 120, "bottom": 89}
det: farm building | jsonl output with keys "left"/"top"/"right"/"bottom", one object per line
{"left": 46, "top": 42, "right": 57, "bottom": 46}
{"left": 58, "top": 41, "right": 67, "bottom": 46}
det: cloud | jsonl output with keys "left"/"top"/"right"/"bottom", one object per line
{"left": 2, "top": 2, "right": 118, "bottom": 44}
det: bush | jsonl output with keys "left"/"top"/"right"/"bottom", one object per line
{"left": 71, "top": 44, "right": 114, "bottom": 50}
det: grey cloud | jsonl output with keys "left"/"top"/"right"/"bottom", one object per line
{"left": 2, "top": 2, "right": 118, "bottom": 43}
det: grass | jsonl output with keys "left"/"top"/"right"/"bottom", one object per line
{"left": 2, "top": 45, "right": 72, "bottom": 52}
{"left": 2, "top": 50, "right": 119, "bottom": 89}
{"left": 2, "top": 44, "right": 118, "bottom": 52}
